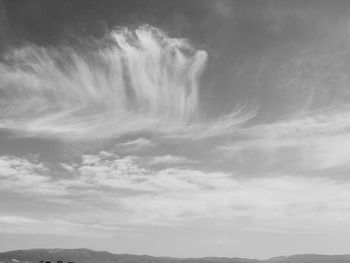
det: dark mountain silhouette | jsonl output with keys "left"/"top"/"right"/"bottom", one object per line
{"left": 0, "top": 249, "right": 349, "bottom": 263}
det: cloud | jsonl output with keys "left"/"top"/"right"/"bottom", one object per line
{"left": 304, "top": 134, "right": 350, "bottom": 170}
{"left": 164, "top": 106, "right": 256, "bottom": 140}
{"left": 147, "top": 155, "right": 195, "bottom": 166}
{"left": 2, "top": 153, "right": 350, "bottom": 235}
{"left": 115, "top": 137, "right": 154, "bottom": 152}
{"left": 0, "top": 25, "right": 206, "bottom": 138}
{"left": 219, "top": 107, "right": 350, "bottom": 171}
{"left": 119, "top": 170, "right": 350, "bottom": 232}
{"left": 0, "top": 25, "right": 256, "bottom": 141}
{"left": 0, "top": 215, "right": 123, "bottom": 237}
{"left": 0, "top": 155, "right": 66, "bottom": 196}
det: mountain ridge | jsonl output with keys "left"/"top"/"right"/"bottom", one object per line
{"left": 0, "top": 249, "right": 350, "bottom": 263}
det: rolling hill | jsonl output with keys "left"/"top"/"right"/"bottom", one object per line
{"left": 0, "top": 249, "right": 349, "bottom": 263}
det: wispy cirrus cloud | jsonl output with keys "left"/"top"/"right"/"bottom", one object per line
{"left": 115, "top": 137, "right": 155, "bottom": 152}
{"left": 219, "top": 106, "right": 350, "bottom": 171}
{"left": 0, "top": 26, "right": 205, "bottom": 139}
{"left": 0, "top": 25, "right": 254, "bottom": 141}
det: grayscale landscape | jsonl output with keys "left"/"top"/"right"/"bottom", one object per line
{"left": 0, "top": 0, "right": 350, "bottom": 261}
{"left": 1, "top": 250, "right": 350, "bottom": 263}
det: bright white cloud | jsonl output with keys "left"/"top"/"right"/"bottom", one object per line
{"left": 120, "top": 172, "right": 350, "bottom": 232}
{"left": 0, "top": 155, "right": 65, "bottom": 196}
{"left": 1, "top": 153, "right": 350, "bottom": 236}
{"left": 219, "top": 107, "right": 350, "bottom": 170}
{"left": 147, "top": 155, "right": 195, "bottom": 166}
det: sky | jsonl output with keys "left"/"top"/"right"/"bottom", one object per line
{"left": 1, "top": 0, "right": 350, "bottom": 259}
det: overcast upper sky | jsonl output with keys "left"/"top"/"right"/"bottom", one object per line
{"left": 1, "top": 0, "right": 350, "bottom": 259}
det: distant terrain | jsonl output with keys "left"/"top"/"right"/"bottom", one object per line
{"left": 0, "top": 249, "right": 350, "bottom": 263}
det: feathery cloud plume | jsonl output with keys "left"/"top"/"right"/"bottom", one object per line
{"left": 0, "top": 26, "right": 208, "bottom": 139}
{"left": 0, "top": 25, "right": 256, "bottom": 141}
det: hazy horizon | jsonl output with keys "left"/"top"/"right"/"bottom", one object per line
{"left": 1, "top": 0, "right": 350, "bottom": 259}
{"left": 1, "top": 247, "right": 350, "bottom": 261}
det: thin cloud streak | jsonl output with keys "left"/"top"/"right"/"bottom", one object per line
{"left": 115, "top": 137, "right": 155, "bottom": 152}
{"left": 147, "top": 155, "right": 196, "bottom": 166}
{"left": 0, "top": 215, "right": 124, "bottom": 237}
